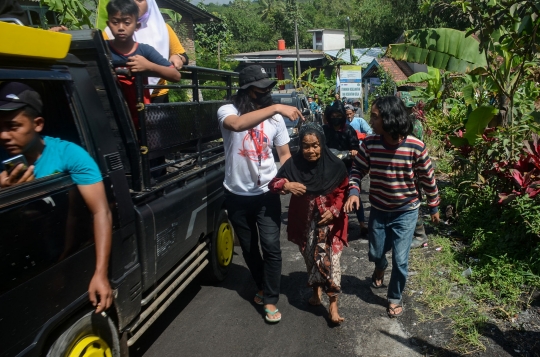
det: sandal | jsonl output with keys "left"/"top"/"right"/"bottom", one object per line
{"left": 387, "top": 304, "right": 404, "bottom": 318}
{"left": 254, "top": 293, "right": 264, "bottom": 305}
{"left": 264, "top": 308, "right": 281, "bottom": 323}
{"left": 371, "top": 268, "right": 385, "bottom": 288}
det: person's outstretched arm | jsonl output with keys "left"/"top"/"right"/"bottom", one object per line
{"left": 222, "top": 104, "right": 303, "bottom": 132}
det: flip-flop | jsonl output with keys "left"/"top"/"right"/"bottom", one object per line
{"left": 254, "top": 293, "right": 264, "bottom": 305}
{"left": 371, "top": 269, "right": 385, "bottom": 288}
{"left": 264, "top": 308, "right": 281, "bottom": 323}
{"left": 387, "top": 305, "right": 404, "bottom": 318}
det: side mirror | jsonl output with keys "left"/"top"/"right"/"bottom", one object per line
{"left": 302, "top": 108, "right": 311, "bottom": 117}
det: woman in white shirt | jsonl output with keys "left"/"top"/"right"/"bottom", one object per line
{"left": 217, "top": 65, "right": 303, "bottom": 323}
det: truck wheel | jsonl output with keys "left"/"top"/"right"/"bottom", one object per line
{"left": 47, "top": 311, "right": 121, "bottom": 357}
{"left": 205, "top": 209, "right": 234, "bottom": 283}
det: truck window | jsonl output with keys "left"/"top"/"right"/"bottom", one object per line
{"left": 280, "top": 97, "right": 293, "bottom": 104}
{"left": 0, "top": 80, "right": 85, "bottom": 163}
{"left": 0, "top": 80, "right": 95, "bottom": 295}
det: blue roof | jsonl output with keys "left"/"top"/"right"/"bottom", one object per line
{"left": 324, "top": 48, "right": 386, "bottom": 66}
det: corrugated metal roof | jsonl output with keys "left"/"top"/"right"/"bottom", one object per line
{"left": 230, "top": 57, "right": 321, "bottom": 62}
{"left": 324, "top": 48, "right": 386, "bottom": 66}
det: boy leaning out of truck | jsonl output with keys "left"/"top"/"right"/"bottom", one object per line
{"left": 0, "top": 81, "right": 114, "bottom": 314}
{"left": 105, "top": 0, "right": 180, "bottom": 128}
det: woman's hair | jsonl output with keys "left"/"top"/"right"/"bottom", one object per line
{"left": 324, "top": 101, "right": 346, "bottom": 119}
{"left": 372, "top": 96, "right": 412, "bottom": 140}
{"left": 230, "top": 89, "right": 256, "bottom": 115}
{"left": 299, "top": 122, "right": 325, "bottom": 143}
{"left": 107, "top": 0, "right": 139, "bottom": 18}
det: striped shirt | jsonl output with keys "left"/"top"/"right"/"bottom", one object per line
{"left": 349, "top": 135, "right": 440, "bottom": 214}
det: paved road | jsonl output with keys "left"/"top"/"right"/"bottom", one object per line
{"left": 131, "top": 180, "right": 421, "bottom": 357}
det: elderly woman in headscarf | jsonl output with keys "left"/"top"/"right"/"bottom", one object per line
{"left": 269, "top": 123, "right": 349, "bottom": 324}
{"left": 103, "top": 0, "right": 188, "bottom": 103}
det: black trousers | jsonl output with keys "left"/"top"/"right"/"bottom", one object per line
{"left": 225, "top": 190, "right": 282, "bottom": 305}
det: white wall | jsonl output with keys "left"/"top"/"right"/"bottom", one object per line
{"left": 322, "top": 32, "right": 345, "bottom": 50}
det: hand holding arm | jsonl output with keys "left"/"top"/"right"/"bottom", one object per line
{"left": 283, "top": 182, "right": 306, "bottom": 196}
{"left": 127, "top": 55, "right": 181, "bottom": 82}
{"left": 169, "top": 54, "right": 184, "bottom": 70}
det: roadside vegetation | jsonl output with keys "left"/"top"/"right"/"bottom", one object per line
{"left": 399, "top": 1, "right": 540, "bottom": 353}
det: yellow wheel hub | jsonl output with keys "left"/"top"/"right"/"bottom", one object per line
{"left": 68, "top": 335, "right": 112, "bottom": 357}
{"left": 216, "top": 222, "right": 233, "bottom": 267}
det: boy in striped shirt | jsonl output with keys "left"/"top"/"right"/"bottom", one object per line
{"left": 344, "top": 96, "right": 440, "bottom": 318}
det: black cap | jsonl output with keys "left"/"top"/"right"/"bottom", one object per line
{"left": 238, "top": 65, "right": 277, "bottom": 90}
{"left": 0, "top": 82, "right": 43, "bottom": 113}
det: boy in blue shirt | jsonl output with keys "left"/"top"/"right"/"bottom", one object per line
{"left": 0, "top": 82, "right": 113, "bottom": 314}
{"left": 105, "top": 0, "right": 180, "bottom": 127}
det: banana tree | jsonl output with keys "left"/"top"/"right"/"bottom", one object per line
{"left": 397, "top": 66, "right": 444, "bottom": 109}
{"left": 386, "top": 28, "right": 487, "bottom": 73}
{"left": 41, "top": 0, "right": 94, "bottom": 29}
{"left": 276, "top": 67, "right": 317, "bottom": 91}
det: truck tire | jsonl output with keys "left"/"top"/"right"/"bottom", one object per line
{"left": 46, "top": 311, "right": 121, "bottom": 357}
{"left": 205, "top": 209, "right": 234, "bottom": 283}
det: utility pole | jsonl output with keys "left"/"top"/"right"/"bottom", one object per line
{"left": 346, "top": 16, "right": 353, "bottom": 64}
{"left": 295, "top": 18, "right": 301, "bottom": 89}
{"left": 217, "top": 41, "right": 221, "bottom": 70}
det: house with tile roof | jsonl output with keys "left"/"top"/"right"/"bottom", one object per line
{"left": 360, "top": 56, "right": 427, "bottom": 108}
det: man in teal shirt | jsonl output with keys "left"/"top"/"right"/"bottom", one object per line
{"left": 0, "top": 82, "right": 113, "bottom": 313}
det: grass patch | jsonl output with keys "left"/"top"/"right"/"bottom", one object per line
{"left": 408, "top": 236, "right": 488, "bottom": 353}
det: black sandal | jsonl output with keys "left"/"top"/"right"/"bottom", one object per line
{"left": 387, "top": 304, "right": 404, "bottom": 318}
{"left": 371, "top": 268, "right": 385, "bottom": 288}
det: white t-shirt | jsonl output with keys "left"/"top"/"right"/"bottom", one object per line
{"left": 218, "top": 104, "right": 290, "bottom": 196}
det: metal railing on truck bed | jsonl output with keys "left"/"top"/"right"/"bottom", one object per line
{"left": 134, "top": 66, "right": 238, "bottom": 190}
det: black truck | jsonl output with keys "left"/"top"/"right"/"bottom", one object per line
{"left": 0, "top": 24, "right": 237, "bottom": 357}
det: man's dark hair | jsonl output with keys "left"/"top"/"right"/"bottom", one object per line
{"left": 22, "top": 106, "right": 40, "bottom": 120}
{"left": 0, "top": 106, "right": 40, "bottom": 121}
{"left": 106, "top": 0, "right": 139, "bottom": 18}
{"left": 372, "top": 96, "right": 412, "bottom": 140}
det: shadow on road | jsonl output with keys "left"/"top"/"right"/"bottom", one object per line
{"left": 129, "top": 283, "right": 201, "bottom": 357}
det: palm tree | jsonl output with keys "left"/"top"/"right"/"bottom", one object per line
{"left": 258, "top": 0, "right": 285, "bottom": 22}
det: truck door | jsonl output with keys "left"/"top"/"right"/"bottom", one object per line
{"left": 0, "top": 78, "right": 109, "bottom": 356}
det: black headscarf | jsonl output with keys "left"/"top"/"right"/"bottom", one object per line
{"left": 277, "top": 123, "right": 348, "bottom": 196}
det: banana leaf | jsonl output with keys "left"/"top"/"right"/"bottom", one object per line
{"left": 463, "top": 105, "right": 498, "bottom": 145}
{"left": 386, "top": 28, "right": 487, "bottom": 74}
{"left": 96, "top": 0, "right": 110, "bottom": 30}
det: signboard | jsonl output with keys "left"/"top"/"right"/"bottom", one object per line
{"left": 339, "top": 65, "right": 362, "bottom": 99}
